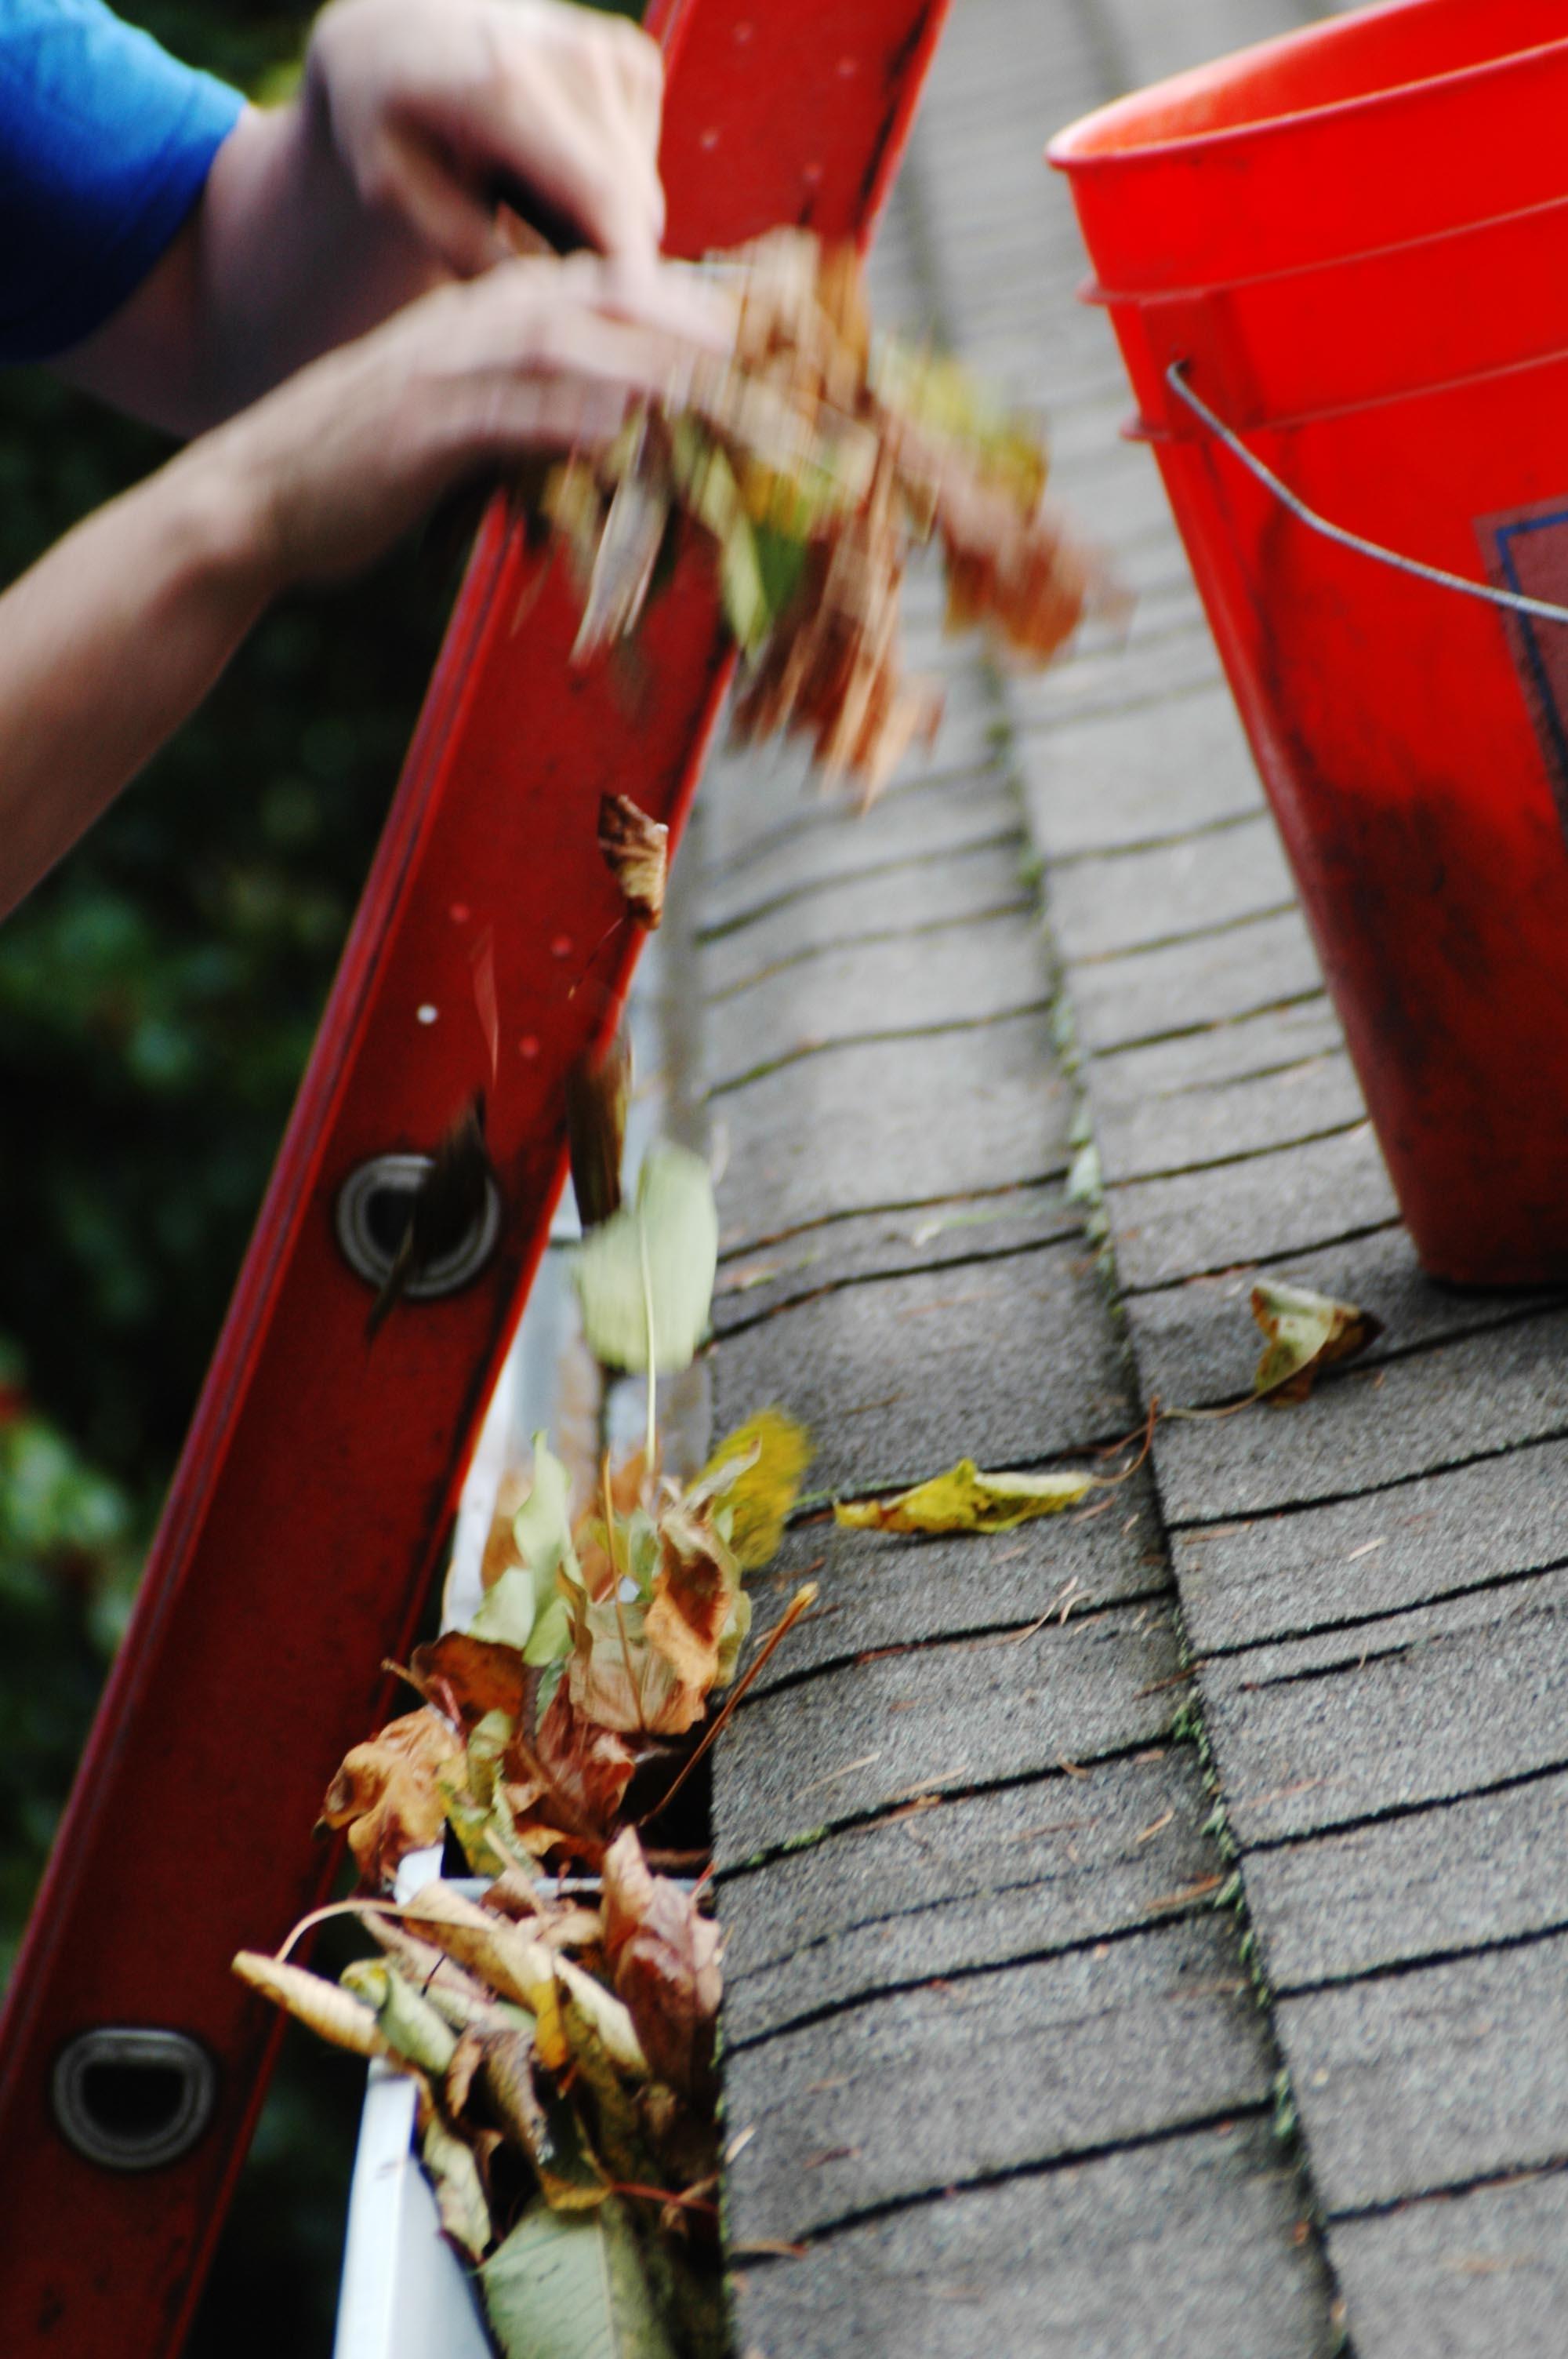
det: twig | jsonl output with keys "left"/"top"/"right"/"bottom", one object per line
{"left": 613, "top": 2181, "right": 720, "bottom": 2216}
{"left": 642, "top": 1582, "right": 819, "bottom": 1828}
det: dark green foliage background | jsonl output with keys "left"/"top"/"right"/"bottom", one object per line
{"left": 0, "top": 3, "right": 636, "bottom": 2347}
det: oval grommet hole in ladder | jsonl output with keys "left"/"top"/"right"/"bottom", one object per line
{"left": 52, "top": 2028, "right": 218, "bottom": 2172}
{"left": 335, "top": 1152, "right": 503, "bottom": 1301}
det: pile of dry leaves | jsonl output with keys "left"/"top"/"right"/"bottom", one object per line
{"left": 535, "top": 227, "right": 1113, "bottom": 801}
{"left": 237, "top": 1131, "right": 811, "bottom": 2358}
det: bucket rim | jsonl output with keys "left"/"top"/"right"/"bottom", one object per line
{"left": 1047, "top": 3, "right": 1568, "bottom": 175}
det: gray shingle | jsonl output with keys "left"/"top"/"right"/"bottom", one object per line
{"left": 719, "top": 1746, "right": 1211, "bottom": 2045}
{"left": 1069, "top": 906, "right": 1324, "bottom": 1055}
{"left": 1107, "top": 1123, "right": 1398, "bottom": 1292}
{"left": 1018, "top": 682, "right": 1263, "bottom": 862}
{"left": 1244, "top": 1774, "right": 1568, "bottom": 1993}
{"left": 711, "top": 1010, "right": 1073, "bottom": 1246}
{"left": 731, "top": 2121, "right": 1333, "bottom": 2359}
{"left": 1174, "top": 1434, "right": 1568, "bottom": 1656}
{"left": 1328, "top": 2174, "right": 1568, "bottom": 2359}
{"left": 714, "top": 1595, "right": 1182, "bottom": 1867}
{"left": 724, "top": 1917, "right": 1275, "bottom": 2243}
{"left": 1155, "top": 1307, "right": 1568, "bottom": 1525}
{"left": 710, "top": 1240, "right": 1138, "bottom": 1497}
{"left": 1281, "top": 1934, "right": 1568, "bottom": 2213}
{"left": 705, "top": 910, "right": 1052, "bottom": 1094}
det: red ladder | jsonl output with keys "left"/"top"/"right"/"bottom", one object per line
{"left": 0, "top": 1, "right": 950, "bottom": 2347}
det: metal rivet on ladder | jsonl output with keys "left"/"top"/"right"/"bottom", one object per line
{"left": 334, "top": 1152, "right": 503, "bottom": 1299}
{"left": 52, "top": 2028, "right": 218, "bottom": 2172}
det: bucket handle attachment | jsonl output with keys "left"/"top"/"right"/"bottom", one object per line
{"left": 1167, "top": 361, "right": 1568, "bottom": 631}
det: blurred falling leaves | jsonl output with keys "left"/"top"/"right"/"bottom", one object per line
{"left": 536, "top": 229, "right": 1111, "bottom": 805}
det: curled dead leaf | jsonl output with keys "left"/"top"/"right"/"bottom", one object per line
{"left": 641, "top": 1497, "right": 741, "bottom": 1728}
{"left": 505, "top": 1677, "right": 641, "bottom": 1863}
{"left": 232, "top": 1952, "right": 387, "bottom": 2060}
{"left": 318, "top": 1707, "right": 464, "bottom": 1889}
{"left": 597, "top": 794, "right": 669, "bottom": 930}
{"left": 602, "top": 1829, "right": 722, "bottom": 2103}
{"left": 1250, "top": 1280, "right": 1382, "bottom": 1405}
{"left": 421, "top": 2110, "right": 492, "bottom": 2261}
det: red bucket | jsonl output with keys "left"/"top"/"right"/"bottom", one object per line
{"left": 1052, "top": 0, "right": 1568, "bottom": 1283}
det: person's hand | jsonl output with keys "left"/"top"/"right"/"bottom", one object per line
{"left": 197, "top": 251, "right": 730, "bottom": 592}
{"left": 305, "top": 0, "right": 666, "bottom": 278}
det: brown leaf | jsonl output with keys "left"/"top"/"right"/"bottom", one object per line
{"left": 641, "top": 1498, "right": 739, "bottom": 1726}
{"left": 597, "top": 794, "right": 668, "bottom": 930}
{"left": 319, "top": 1708, "right": 463, "bottom": 1889}
{"left": 601, "top": 1829, "right": 722, "bottom": 2103}
{"left": 445, "top": 2027, "right": 488, "bottom": 2121}
{"left": 479, "top": 2029, "right": 611, "bottom": 2210}
{"left": 406, "top": 1633, "right": 530, "bottom": 1734}
{"left": 566, "top": 1030, "right": 631, "bottom": 1233}
{"left": 503, "top": 1680, "right": 641, "bottom": 1866}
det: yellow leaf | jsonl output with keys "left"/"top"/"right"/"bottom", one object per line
{"left": 691, "top": 1408, "right": 813, "bottom": 1571}
{"left": 835, "top": 1458, "right": 1096, "bottom": 1534}
{"left": 1250, "top": 1280, "right": 1382, "bottom": 1405}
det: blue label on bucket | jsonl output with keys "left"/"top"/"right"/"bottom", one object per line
{"left": 1481, "top": 499, "right": 1568, "bottom": 819}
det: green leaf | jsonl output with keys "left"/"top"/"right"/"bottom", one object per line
{"left": 339, "top": 1960, "right": 457, "bottom": 2080}
{"left": 666, "top": 418, "right": 769, "bottom": 653}
{"left": 753, "top": 524, "right": 809, "bottom": 627}
{"left": 480, "top": 2196, "right": 678, "bottom": 2359}
{"left": 572, "top": 1146, "right": 717, "bottom": 1376}
{"left": 470, "top": 1435, "right": 580, "bottom": 1659}
{"left": 470, "top": 1565, "right": 539, "bottom": 1652}
{"left": 717, "top": 511, "right": 770, "bottom": 654}
{"left": 835, "top": 1457, "right": 1097, "bottom": 1534}
{"left": 524, "top": 1593, "right": 574, "bottom": 1669}
{"left": 514, "top": 1434, "right": 580, "bottom": 1587}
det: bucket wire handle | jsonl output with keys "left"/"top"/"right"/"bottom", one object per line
{"left": 1166, "top": 360, "right": 1568, "bottom": 631}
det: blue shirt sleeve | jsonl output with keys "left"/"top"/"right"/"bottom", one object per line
{"left": 0, "top": 0, "right": 244, "bottom": 363}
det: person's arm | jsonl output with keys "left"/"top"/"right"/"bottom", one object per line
{"left": 0, "top": 253, "right": 728, "bottom": 923}
{"left": 56, "top": 0, "right": 668, "bottom": 434}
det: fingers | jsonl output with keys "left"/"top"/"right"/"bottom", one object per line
{"left": 427, "top": 259, "right": 734, "bottom": 464}
{"left": 369, "top": 123, "right": 513, "bottom": 278}
{"left": 551, "top": 252, "right": 735, "bottom": 352}
{"left": 477, "top": 56, "right": 666, "bottom": 260}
